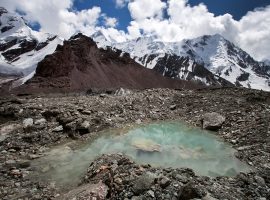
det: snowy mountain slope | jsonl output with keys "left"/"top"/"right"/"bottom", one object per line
{"left": 184, "top": 34, "right": 270, "bottom": 90}
{"left": 91, "top": 30, "right": 117, "bottom": 48}
{"left": 260, "top": 59, "right": 270, "bottom": 76}
{"left": 92, "top": 32, "right": 270, "bottom": 91}
{"left": 0, "top": 7, "right": 63, "bottom": 85}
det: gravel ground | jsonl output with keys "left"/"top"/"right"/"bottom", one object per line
{"left": 0, "top": 87, "right": 269, "bottom": 199}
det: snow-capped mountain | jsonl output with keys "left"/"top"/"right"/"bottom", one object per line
{"left": 92, "top": 31, "right": 270, "bottom": 91}
{"left": 260, "top": 59, "right": 270, "bottom": 76}
{"left": 0, "top": 7, "right": 62, "bottom": 86}
{"left": 17, "top": 33, "right": 195, "bottom": 93}
{"left": 91, "top": 30, "right": 117, "bottom": 48}
{"left": 0, "top": 7, "right": 269, "bottom": 91}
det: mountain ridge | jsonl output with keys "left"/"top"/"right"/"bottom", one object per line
{"left": 0, "top": 7, "right": 269, "bottom": 91}
{"left": 15, "top": 33, "right": 197, "bottom": 93}
{"left": 92, "top": 31, "right": 270, "bottom": 91}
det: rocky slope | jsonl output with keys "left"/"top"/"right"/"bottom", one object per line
{"left": 17, "top": 33, "right": 196, "bottom": 93}
{"left": 93, "top": 31, "right": 270, "bottom": 91}
{"left": 0, "top": 87, "right": 269, "bottom": 199}
{"left": 0, "top": 7, "right": 62, "bottom": 86}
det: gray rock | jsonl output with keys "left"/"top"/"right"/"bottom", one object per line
{"left": 76, "top": 120, "right": 90, "bottom": 134}
{"left": 52, "top": 125, "right": 63, "bottom": 132}
{"left": 34, "top": 118, "right": 47, "bottom": 125}
{"left": 23, "top": 118, "right": 34, "bottom": 128}
{"left": 160, "top": 176, "right": 171, "bottom": 188}
{"left": 202, "top": 112, "right": 225, "bottom": 131}
{"left": 14, "top": 182, "right": 21, "bottom": 187}
{"left": 178, "top": 182, "right": 206, "bottom": 200}
{"left": 28, "top": 154, "right": 42, "bottom": 159}
{"left": 170, "top": 104, "right": 177, "bottom": 110}
{"left": 10, "top": 169, "right": 21, "bottom": 176}
{"left": 65, "top": 121, "right": 77, "bottom": 130}
{"left": 132, "top": 173, "right": 155, "bottom": 195}
{"left": 175, "top": 174, "right": 188, "bottom": 183}
{"left": 100, "top": 93, "right": 106, "bottom": 98}
{"left": 147, "top": 190, "right": 155, "bottom": 198}
{"left": 254, "top": 175, "right": 265, "bottom": 186}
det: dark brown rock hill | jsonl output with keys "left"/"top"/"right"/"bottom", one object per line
{"left": 19, "top": 33, "right": 198, "bottom": 93}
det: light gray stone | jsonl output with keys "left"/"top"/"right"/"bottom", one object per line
{"left": 23, "top": 118, "right": 34, "bottom": 128}
{"left": 52, "top": 125, "right": 63, "bottom": 132}
{"left": 202, "top": 112, "right": 225, "bottom": 131}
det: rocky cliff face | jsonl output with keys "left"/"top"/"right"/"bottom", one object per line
{"left": 20, "top": 33, "right": 197, "bottom": 93}
{"left": 138, "top": 53, "right": 233, "bottom": 87}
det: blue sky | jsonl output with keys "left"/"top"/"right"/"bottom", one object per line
{"left": 72, "top": 0, "right": 270, "bottom": 31}
{"left": 73, "top": 0, "right": 131, "bottom": 31}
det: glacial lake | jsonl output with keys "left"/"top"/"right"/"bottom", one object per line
{"left": 32, "top": 121, "right": 250, "bottom": 188}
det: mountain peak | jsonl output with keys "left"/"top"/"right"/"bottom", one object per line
{"left": 0, "top": 7, "right": 8, "bottom": 15}
{"left": 91, "top": 30, "right": 105, "bottom": 38}
{"left": 19, "top": 34, "right": 194, "bottom": 92}
{"left": 190, "top": 34, "right": 227, "bottom": 45}
{"left": 0, "top": 7, "right": 32, "bottom": 41}
{"left": 135, "top": 35, "right": 158, "bottom": 42}
{"left": 0, "top": 7, "right": 62, "bottom": 86}
{"left": 212, "top": 33, "right": 225, "bottom": 39}
{"left": 70, "top": 32, "right": 89, "bottom": 40}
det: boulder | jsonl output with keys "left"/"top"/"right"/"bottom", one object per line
{"left": 170, "top": 104, "right": 177, "bottom": 110}
{"left": 178, "top": 182, "right": 206, "bottom": 200}
{"left": 201, "top": 112, "right": 225, "bottom": 131}
{"left": 132, "top": 173, "right": 155, "bottom": 195}
{"left": 160, "top": 176, "right": 171, "bottom": 188}
{"left": 23, "top": 118, "right": 33, "bottom": 128}
{"left": 52, "top": 125, "right": 63, "bottom": 132}
{"left": 131, "top": 138, "right": 161, "bottom": 153}
{"left": 34, "top": 118, "right": 47, "bottom": 125}
{"left": 76, "top": 120, "right": 90, "bottom": 134}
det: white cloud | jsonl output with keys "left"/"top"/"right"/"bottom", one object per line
{"left": 0, "top": 0, "right": 114, "bottom": 39}
{"left": 127, "top": 21, "right": 141, "bottom": 38}
{"left": 128, "top": 0, "right": 166, "bottom": 21}
{"left": 126, "top": 0, "right": 270, "bottom": 60}
{"left": 104, "top": 16, "right": 118, "bottom": 28}
{"left": 114, "top": 0, "right": 129, "bottom": 8}
{"left": 237, "top": 6, "right": 270, "bottom": 60}
{"left": 126, "top": 0, "right": 238, "bottom": 41}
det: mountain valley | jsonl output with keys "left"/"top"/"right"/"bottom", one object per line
{"left": 0, "top": 6, "right": 269, "bottom": 200}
